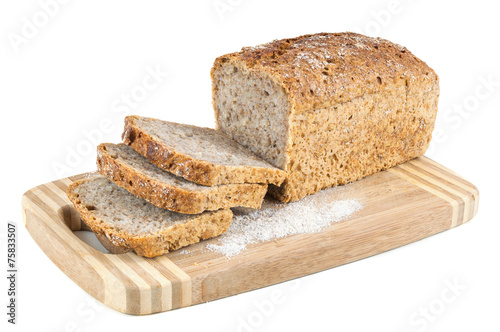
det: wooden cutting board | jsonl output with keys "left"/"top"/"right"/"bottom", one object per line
{"left": 22, "top": 157, "right": 479, "bottom": 315}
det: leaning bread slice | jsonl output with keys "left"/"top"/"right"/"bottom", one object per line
{"left": 122, "top": 115, "right": 287, "bottom": 186}
{"left": 97, "top": 143, "right": 268, "bottom": 214}
{"left": 67, "top": 176, "right": 232, "bottom": 257}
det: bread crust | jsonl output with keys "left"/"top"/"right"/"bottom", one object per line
{"left": 212, "top": 32, "right": 440, "bottom": 202}
{"left": 67, "top": 178, "right": 233, "bottom": 257}
{"left": 122, "top": 115, "right": 286, "bottom": 186}
{"left": 212, "top": 32, "right": 438, "bottom": 115}
{"left": 97, "top": 143, "right": 267, "bottom": 214}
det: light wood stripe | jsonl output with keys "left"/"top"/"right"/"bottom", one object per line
{"left": 387, "top": 167, "right": 461, "bottom": 227}
{"left": 29, "top": 186, "right": 130, "bottom": 313}
{"left": 52, "top": 179, "right": 82, "bottom": 230}
{"left": 90, "top": 254, "right": 140, "bottom": 314}
{"left": 24, "top": 189, "right": 127, "bottom": 311}
{"left": 154, "top": 256, "right": 192, "bottom": 308}
{"left": 423, "top": 157, "right": 473, "bottom": 183}
{"left": 41, "top": 181, "right": 91, "bottom": 233}
{"left": 45, "top": 180, "right": 70, "bottom": 200}
{"left": 397, "top": 164, "right": 469, "bottom": 224}
{"left": 39, "top": 182, "right": 150, "bottom": 314}
{"left": 417, "top": 158, "right": 477, "bottom": 191}
{"left": 60, "top": 176, "right": 189, "bottom": 308}
{"left": 45, "top": 178, "right": 181, "bottom": 314}
{"left": 23, "top": 207, "right": 106, "bottom": 301}
{"left": 83, "top": 255, "right": 127, "bottom": 310}
{"left": 392, "top": 166, "right": 465, "bottom": 225}
{"left": 145, "top": 259, "right": 184, "bottom": 308}
{"left": 33, "top": 178, "right": 183, "bottom": 314}
{"left": 117, "top": 254, "right": 169, "bottom": 313}
{"left": 411, "top": 158, "right": 479, "bottom": 218}
{"left": 43, "top": 181, "right": 74, "bottom": 228}
{"left": 127, "top": 253, "right": 173, "bottom": 312}
{"left": 58, "top": 177, "right": 76, "bottom": 187}
{"left": 105, "top": 255, "right": 153, "bottom": 314}
{"left": 404, "top": 162, "right": 474, "bottom": 221}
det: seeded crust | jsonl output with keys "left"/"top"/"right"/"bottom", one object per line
{"left": 212, "top": 32, "right": 440, "bottom": 202}
{"left": 97, "top": 143, "right": 267, "bottom": 214}
{"left": 67, "top": 176, "right": 232, "bottom": 257}
{"left": 122, "top": 115, "right": 286, "bottom": 186}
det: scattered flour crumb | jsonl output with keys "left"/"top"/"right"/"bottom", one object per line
{"left": 204, "top": 189, "right": 363, "bottom": 258}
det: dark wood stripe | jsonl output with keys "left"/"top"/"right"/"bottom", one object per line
{"left": 414, "top": 158, "right": 479, "bottom": 218}
{"left": 417, "top": 158, "right": 477, "bottom": 190}
{"left": 394, "top": 166, "right": 466, "bottom": 225}
{"left": 91, "top": 254, "right": 142, "bottom": 314}
{"left": 407, "top": 162, "right": 471, "bottom": 195}
{"left": 23, "top": 192, "right": 105, "bottom": 302}
{"left": 30, "top": 187, "right": 142, "bottom": 314}
{"left": 119, "top": 254, "right": 163, "bottom": 313}
{"left": 52, "top": 179, "right": 69, "bottom": 193}
{"left": 51, "top": 180, "right": 82, "bottom": 230}
{"left": 26, "top": 187, "right": 62, "bottom": 221}
{"left": 38, "top": 184, "right": 69, "bottom": 223}
{"left": 146, "top": 258, "right": 184, "bottom": 309}
{"left": 39, "top": 184, "right": 67, "bottom": 205}
{"left": 405, "top": 162, "right": 475, "bottom": 221}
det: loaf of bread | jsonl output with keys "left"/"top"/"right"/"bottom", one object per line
{"left": 97, "top": 143, "right": 268, "bottom": 214}
{"left": 212, "top": 32, "right": 439, "bottom": 202}
{"left": 67, "top": 176, "right": 232, "bottom": 257}
{"left": 122, "top": 115, "right": 287, "bottom": 186}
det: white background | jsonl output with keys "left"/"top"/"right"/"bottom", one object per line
{"left": 2, "top": 0, "right": 499, "bottom": 331}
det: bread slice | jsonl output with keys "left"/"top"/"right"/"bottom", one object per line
{"left": 122, "top": 115, "right": 287, "bottom": 186}
{"left": 97, "top": 143, "right": 268, "bottom": 214}
{"left": 67, "top": 176, "right": 232, "bottom": 257}
{"left": 212, "top": 32, "right": 439, "bottom": 202}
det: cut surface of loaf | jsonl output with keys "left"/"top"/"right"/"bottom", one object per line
{"left": 122, "top": 115, "right": 286, "bottom": 186}
{"left": 212, "top": 32, "right": 439, "bottom": 202}
{"left": 67, "top": 176, "right": 232, "bottom": 257}
{"left": 97, "top": 143, "right": 268, "bottom": 214}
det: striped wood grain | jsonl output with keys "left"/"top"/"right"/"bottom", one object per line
{"left": 22, "top": 157, "right": 479, "bottom": 315}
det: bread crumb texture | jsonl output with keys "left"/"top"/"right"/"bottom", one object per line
{"left": 97, "top": 143, "right": 267, "bottom": 214}
{"left": 67, "top": 176, "right": 232, "bottom": 257}
{"left": 122, "top": 115, "right": 286, "bottom": 186}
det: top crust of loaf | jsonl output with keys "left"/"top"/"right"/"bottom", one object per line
{"left": 211, "top": 32, "right": 439, "bottom": 114}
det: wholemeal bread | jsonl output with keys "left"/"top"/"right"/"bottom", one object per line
{"left": 97, "top": 143, "right": 268, "bottom": 214}
{"left": 122, "top": 115, "right": 287, "bottom": 186}
{"left": 67, "top": 176, "right": 232, "bottom": 257}
{"left": 212, "top": 32, "right": 439, "bottom": 202}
